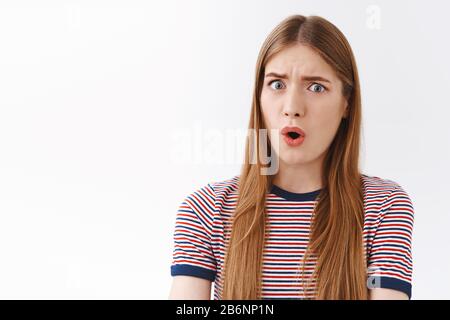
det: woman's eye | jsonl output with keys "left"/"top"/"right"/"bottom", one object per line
{"left": 308, "top": 83, "right": 326, "bottom": 93}
{"left": 268, "top": 80, "right": 284, "bottom": 90}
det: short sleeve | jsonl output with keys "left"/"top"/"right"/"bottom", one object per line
{"left": 170, "top": 184, "right": 217, "bottom": 282}
{"left": 367, "top": 184, "right": 414, "bottom": 299}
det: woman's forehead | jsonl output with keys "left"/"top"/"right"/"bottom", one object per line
{"left": 265, "top": 44, "right": 337, "bottom": 80}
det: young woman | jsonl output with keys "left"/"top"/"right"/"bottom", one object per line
{"left": 169, "top": 14, "right": 414, "bottom": 300}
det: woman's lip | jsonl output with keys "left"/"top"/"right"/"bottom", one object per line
{"left": 281, "top": 126, "right": 306, "bottom": 137}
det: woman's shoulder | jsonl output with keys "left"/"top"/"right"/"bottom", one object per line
{"left": 179, "top": 175, "right": 240, "bottom": 211}
{"left": 208, "top": 174, "right": 240, "bottom": 196}
{"left": 361, "top": 172, "right": 401, "bottom": 189}
{"left": 361, "top": 173, "right": 409, "bottom": 195}
{"left": 360, "top": 173, "right": 414, "bottom": 215}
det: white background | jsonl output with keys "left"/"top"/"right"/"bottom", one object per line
{"left": 0, "top": 0, "right": 449, "bottom": 299}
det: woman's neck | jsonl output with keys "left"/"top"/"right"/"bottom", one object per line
{"left": 271, "top": 159, "right": 323, "bottom": 193}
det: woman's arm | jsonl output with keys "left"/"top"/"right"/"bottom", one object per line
{"left": 366, "top": 184, "right": 414, "bottom": 300}
{"left": 169, "top": 275, "right": 212, "bottom": 300}
{"left": 369, "top": 288, "right": 409, "bottom": 300}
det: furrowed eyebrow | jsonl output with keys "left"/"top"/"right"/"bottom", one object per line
{"left": 265, "top": 72, "right": 331, "bottom": 83}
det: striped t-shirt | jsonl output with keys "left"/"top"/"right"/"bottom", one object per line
{"left": 170, "top": 173, "right": 414, "bottom": 299}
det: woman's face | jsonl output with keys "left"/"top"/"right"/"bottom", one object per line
{"left": 260, "top": 43, "right": 349, "bottom": 167}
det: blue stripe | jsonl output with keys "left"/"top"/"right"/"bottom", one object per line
{"left": 171, "top": 264, "right": 216, "bottom": 281}
{"left": 367, "top": 276, "right": 412, "bottom": 299}
{"left": 270, "top": 185, "right": 321, "bottom": 201}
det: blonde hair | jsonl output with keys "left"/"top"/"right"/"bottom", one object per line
{"left": 221, "top": 14, "right": 368, "bottom": 300}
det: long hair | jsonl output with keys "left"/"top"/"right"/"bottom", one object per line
{"left": 221, "top": 15, "right": 368, "bottom": 300}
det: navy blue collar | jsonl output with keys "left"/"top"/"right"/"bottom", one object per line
{"left": 270, "top": 184, "right": 322, "bottom": 201}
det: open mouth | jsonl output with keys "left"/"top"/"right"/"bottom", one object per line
{"left": 287, "top": 132, "right": 301, "bottom": 139}
{"left": 281, "top": 126, "right": 306, "bottom": 147}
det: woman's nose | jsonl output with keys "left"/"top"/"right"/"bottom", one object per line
{"left": 282, "top": 90, "right": 305, "bottom": 117}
